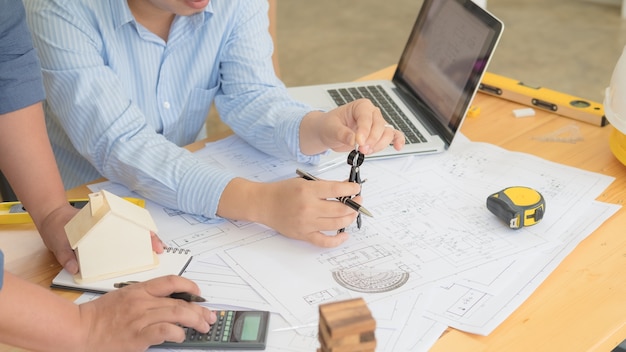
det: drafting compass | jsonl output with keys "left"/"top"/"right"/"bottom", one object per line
{"left": 339, "top": 146, "right": 365, "bottom": 232}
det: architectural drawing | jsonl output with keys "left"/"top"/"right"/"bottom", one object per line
{"left": 86, "top": 136, "right": 618, "bottom": 349}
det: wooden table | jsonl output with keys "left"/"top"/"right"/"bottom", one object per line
{"left": 1, "top": 66, "right": 625, "bottom": 351}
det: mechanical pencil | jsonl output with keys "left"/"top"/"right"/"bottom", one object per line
{"left": 295, "top": 169, "right": 373, "bottom": 217}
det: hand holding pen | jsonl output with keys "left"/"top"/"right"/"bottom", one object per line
{"left": 70, "top": 276, "right": 215, "bottom": 351}
{"left": 296, "top": 168, "right": 373, "bottom": 219}
{"left": 233, "top": 170, "right": 365, "bottom": 247}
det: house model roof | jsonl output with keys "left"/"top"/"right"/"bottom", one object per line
{"left": 65, "top": 190, "right": 158, "bottom": 249}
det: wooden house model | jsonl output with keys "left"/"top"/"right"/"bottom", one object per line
{"left": 64, "top": 190, "right": 159, "bottom": 283}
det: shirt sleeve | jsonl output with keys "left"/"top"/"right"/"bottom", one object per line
{"left": 0, "top": 0, "right": 45, "bottom": 115}
{"left": 214, "top": 1, "right": 318, "bottom": 164}
{"left": 24, "top": 0, "right": 230, "bottom": 219}
{"left": 24, "top": 0, "right": 318, "bottom": 220}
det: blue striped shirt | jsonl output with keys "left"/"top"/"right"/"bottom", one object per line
{"left": 24, "top": 0, "right": 318, "bottom": 220}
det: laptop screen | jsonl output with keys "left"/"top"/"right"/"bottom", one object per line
{"left": 393, "top": 0, "right": 503, "bottom": 144}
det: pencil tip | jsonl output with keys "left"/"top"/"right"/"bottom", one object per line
{"left": 361, "top": 208, "right": 374, "bottom": 217}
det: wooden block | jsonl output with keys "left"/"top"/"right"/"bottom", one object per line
{"left": 319, "top": 322, "right": 376, "bottom": 347}
{"left": 320, "top": 306, "right": 375, "bottom": 339}
{"left": 328, "top": 341, "right": 376, "bottom": 352}
{"left": 319, "top": 330, "right": 376, "bottom": 349}
{"left": 318, "top": 339, "right": 377, "bottom": 352}
{"left": 318, "top": 298, "right": 377, "bottom": 349}
{"left": 322, "top": 305, "right": 372, "bottom": 323}
{"left": 319, "top": 298, "right": 367, "bottom": 319}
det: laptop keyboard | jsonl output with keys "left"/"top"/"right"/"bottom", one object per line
{"left": 327, "top": 85, "right": 426, "bottom": 144}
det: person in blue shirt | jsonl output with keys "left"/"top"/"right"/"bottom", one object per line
{"left": 0, "top": 1, "right": 216, "bottom": 350}
{"left": 23, "top": 0, "right": 405, "bottom": 271}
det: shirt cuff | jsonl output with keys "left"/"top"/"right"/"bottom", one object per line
{"left": 177, "top": 161, "right": 237, "bottom": 219}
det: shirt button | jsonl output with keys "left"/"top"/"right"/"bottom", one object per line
{"left": 163, "top": 101, "right": 171, "bottom": 109}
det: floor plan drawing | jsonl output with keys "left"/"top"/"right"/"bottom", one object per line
{"left": 86, "top": 135, "right": 619, "bottom": 350}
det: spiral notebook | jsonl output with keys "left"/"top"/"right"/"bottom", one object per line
{"left": 51, "top": 248, "right": 193, "bottom": 294}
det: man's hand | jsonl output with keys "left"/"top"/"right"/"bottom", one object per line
{"left": 37, "top": 203, "right": 80, "bottom": 274}
{"left": 38, "top": 204, "right": 166, "bottom": 274}
{"left": 219, "top": 177, "right": 362, "bottom": 248}
{"left": 299, "top": 98, "right": 405, "bottom": 156}
{"left": 79, "top": 276, "right": 216, "bottom": 352}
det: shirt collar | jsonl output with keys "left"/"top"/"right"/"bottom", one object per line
{"left": 111, "top": 0, "right": 134, "bottom": 29}
{"left": 110, "top": 0, "right": 214, "bottom": 30}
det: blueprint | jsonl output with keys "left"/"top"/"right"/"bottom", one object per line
{"left": 87, "top": 134, "right": 619, "bottom": 350}
{"left": 218, "top": 137, "right": 615, "bottom": 328}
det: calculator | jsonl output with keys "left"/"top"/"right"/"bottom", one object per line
{"left": 155, "top": 310, "right": 270, "bottom": 350}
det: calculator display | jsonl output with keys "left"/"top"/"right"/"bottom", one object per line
{"left": 239, "top": 315, "right": 261, "bottom": 341}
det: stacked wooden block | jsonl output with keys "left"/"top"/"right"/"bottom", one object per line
{"left": 317, "top": 298, "right": 376, "bottom": 352}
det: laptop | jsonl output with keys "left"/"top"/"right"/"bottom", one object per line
{"left": 288, "top": 0, "right": 503, "bottom": 169}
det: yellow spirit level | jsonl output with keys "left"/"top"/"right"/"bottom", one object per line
{"left": 486, "top": 186, "right": 545, "bottom": 229}
{"left": 479, "top": 72, "right": 607, "bottom": 127}
{"left": 0, "top": 197, "right": 145, "bottom": 225}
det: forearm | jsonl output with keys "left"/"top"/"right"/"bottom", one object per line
{"left": 299, "top": 110, "right": 329, "bottom": 155}
{"left": 0, "top": 273, "right": 84, "bottom": 351}
{"left": 0, "top": 103, "right": 68, "bottom": 228}
{"left": 215, "top": 177, "right": 263, "bottom": 223}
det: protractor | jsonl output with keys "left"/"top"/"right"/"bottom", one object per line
{"left": 332, "top": 270, "right": 409, "bottom": 293}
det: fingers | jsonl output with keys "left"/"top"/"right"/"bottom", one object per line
{"left": 48, "top": 235, "right": 80, "bottom": 275}
{"left": 36, "top": 204, "right": 81, "bottom": 274}
{"left": 382, "top": 124, "right": 406, "bottom": 151}
{"left": 265, "top": 177, "right": 366, "bottom": 247}
{"left": 305, "top": 231, "right": 350, "bottom": 247}
{"left": 138, "top": 278, "right": 216, "bottom": 336}
{"left": 345, "top": 99, "right": 406, "bottom": 154}
{"left": 63, "top": 257, "right": 80, "bottom": 275}
{"left": 141, "top": 300, "right": 213, "bottom": 337}
{"left": 143, "top": 275, "right": 203, "bottom": 298}
{"left": 287, "top": 179, "right": 362, "bottom": 246}
{"left": 349, "top": 99, "right": 379, "bottom": 151}
{"left": 309, "top": 201, "right": 360, "bottom": 230}
{"left": 150, "top": 231, "right": 166, "bottom": 254}
{"left": 137, "top": 278, "right": 217, "bottom": 332}
{"left": 127, "top": 304, "right": 212, "bottom": 348}
{"left": 321, "top": 179, "right": 362, "bottom": 200}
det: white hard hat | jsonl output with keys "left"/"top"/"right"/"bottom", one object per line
{"left": 604, "top": 46, "right": 626, "bottom": 166}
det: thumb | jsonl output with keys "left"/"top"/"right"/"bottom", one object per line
{"left": 54, "top": 245, "right": 79, "bottom": 274}
{"left": 63, "top": 257, "right": 79, "bottom": 275}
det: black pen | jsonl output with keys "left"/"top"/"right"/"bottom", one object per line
{"left": 296, "top": 169, "right": 373, "bottom": 217}
{"left": 114, "top": 281, "right": 206, "bottom": 302}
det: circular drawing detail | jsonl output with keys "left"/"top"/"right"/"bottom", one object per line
{"left": 332, "top": 270, "right": 409, "bottom": 293}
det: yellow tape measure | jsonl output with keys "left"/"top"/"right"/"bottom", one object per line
{"left": 0, "top": 197, "right": 145, "bottom": 225}
{"left": 486, "top": 186, "right": 545, "bottom": 229}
